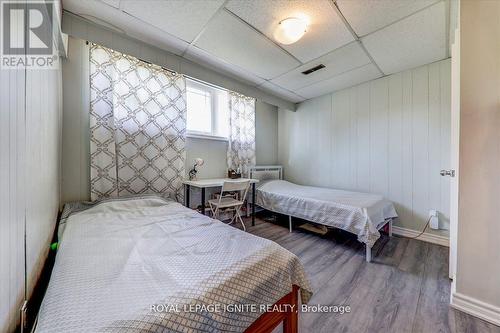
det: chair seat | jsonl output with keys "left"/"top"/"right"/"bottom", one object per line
{"left": 208, "top": 197, "right": 244, "bottom": 208}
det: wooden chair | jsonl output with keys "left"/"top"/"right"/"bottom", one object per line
{"left": 208, "top": 180, "right": 250, "bottom": 231}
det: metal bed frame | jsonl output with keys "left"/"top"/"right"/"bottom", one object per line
{"left": 248, "top": 165, "right": 394, "bottom": 263}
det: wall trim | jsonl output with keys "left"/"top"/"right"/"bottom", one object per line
{"left": 451, "top": 292, "right": 500, "bottom": 327}
{"left": 392, "top": 226, "right": 449, "bottom": 247}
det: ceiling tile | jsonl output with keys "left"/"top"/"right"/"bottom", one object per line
{"left": 258, "top": 81, "right": 306, "bottom": 103}
{"left": 296, "top": 63, "right": 381, "bottom": 99}
{"left": 337, "top": 0, "right": 438, "bottom": 36}
{"left": 121, "top": 0, "right": 225, "bottom": 43}
{"left": 270, "top": 42, "right": 371, "bottom": 91}
{"left": 194, "top": 10, "right": 301, "bottom": 80}
{"left": 63, "top": 0, "right": 189, "bottom": 55}
{"left": 226, "top": 0, "right": 354, "bottom": 63}
{"left": 99, "top": 0, "right": 120, "bottom": 9}
{"left": 361, "top": 1, "right": 447, "bottom": 75}
{"left": 184, "top": 46, "right": 266, "bottom": 87}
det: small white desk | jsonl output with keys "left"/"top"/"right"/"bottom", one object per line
{"left": 182, "top": 178, "right": 260, "bottom": 226}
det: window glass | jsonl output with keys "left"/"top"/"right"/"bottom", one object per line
{"left": 186, "top": 79, "right": 229, "bottom": 139}
{"left": 186, "top": 86, "right": 212, "bottom": 134}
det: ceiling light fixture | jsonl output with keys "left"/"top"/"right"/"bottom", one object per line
{"left": 274, "top": 17, "right": 308, "bottom": 45}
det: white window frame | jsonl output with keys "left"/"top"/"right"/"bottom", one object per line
{"left": 186, "top": 79, "right": 228, "bottom": 141}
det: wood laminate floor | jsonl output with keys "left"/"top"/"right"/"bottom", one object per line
{"left": 235, "top": 213, "right": 500, "bottom": 333}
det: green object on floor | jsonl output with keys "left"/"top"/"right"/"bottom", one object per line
{"left": 50, "top": 242, "right": 58, "bottom": 251}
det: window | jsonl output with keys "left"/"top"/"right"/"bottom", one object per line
{"left": 186, "top": 79, "right": 229, "bottom": 140}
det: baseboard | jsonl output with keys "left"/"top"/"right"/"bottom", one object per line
{"left": 391, "top": 226, "right": 449, "bottom": 247}
{"left": 451, "top": 292, "right": 500, "bottom": 327}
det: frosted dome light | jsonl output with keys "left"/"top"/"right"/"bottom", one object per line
{"left": 274, "top": 17, "right": 308, "bottom": 45}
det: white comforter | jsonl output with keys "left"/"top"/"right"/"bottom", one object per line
{"left": 36, "top": 196, "right": 311, "bottom": 333}
{"left": 257, "top": 180, "right": 398, "bottom": 246}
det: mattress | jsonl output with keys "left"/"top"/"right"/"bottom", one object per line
{"left": 36, "top": 195, "right": 312, "bottom": 333}
{"left": 256, "top": 180, "right": 398, "bottom": 247}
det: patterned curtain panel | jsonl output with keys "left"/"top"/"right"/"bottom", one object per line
{"left": 89, "top": 44, "right": 186, "bottom": 202}
{"left": 227, "top": 92, "right": 256, "bottom": 176}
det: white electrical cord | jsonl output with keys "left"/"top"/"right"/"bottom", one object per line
{"left": 405, "top": 215, "right": 432, "bottom": 240}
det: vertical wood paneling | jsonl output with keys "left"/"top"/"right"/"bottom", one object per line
{"left": 349, "top": 89, "right": 358, "bottom": 189}
{"left": 369, "top": 78, "right": 389, "bottom": 195}
{"left": 332, "top": 90, "right": 351, "bottom": 189}
{"left": 308, "top": 94, "right": 332, "bottom": 187}
{"left": 355, "top": 82, "right": 371, "bottom": 192}
{"left": 412, "top": 66, "right": 430, "bottom": 230}
{"left": 401, "top": 70, "right": 414, "bottom": 229}
{"left": 1, "top": 4, "right": 62, "bottom": 331}
{"left": 25, "top": 67, "right": 62, "bottom": 296}
{"left": 0, "top": 10, "right": 26, "bottom": 332}
{"left": 0, "top": 65, "right": 7, "bottom": 333}
{"left": 388, "top": 72, "right": 403, "bottom": 215}
{"left": 278, "top": 59, "right": 451, "bottom": 237}
{"left": 428, "top": 62, "right": 442, "bottom": 226}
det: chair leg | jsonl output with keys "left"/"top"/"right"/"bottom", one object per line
{"left": 209, "top": 203, "right": 216, "bottom": 218}
{"left": 236, "top": 210, "right": 246, "bottom": 231}
{"left": 228, "top": 211, "right": 237, "bottom": 225}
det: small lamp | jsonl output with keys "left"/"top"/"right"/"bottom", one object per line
{"left": 188, "top": 158, "right": 204, "bottom": 180}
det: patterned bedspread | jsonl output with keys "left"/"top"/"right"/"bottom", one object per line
{"left": 36, "top": 196, "right": 312, "bottom": 333}
{"left": 257, "top": 180, "right": 398, "bottom": 247}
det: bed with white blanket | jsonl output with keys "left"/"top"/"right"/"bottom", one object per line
{"left": 35, "top": 195, "right": 312, "bottom": 333}
{"left": 249, "top": 166, "right": 398, "bottom": 262}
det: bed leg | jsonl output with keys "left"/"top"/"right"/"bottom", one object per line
{"left": 388, "top": 219, "right": 393, "bottom": 237}
{"left": 366, "top": 245, "right": 372, "bottom": 263}
{"left": 289, "top": 215, "right": 292, "bottom": 233}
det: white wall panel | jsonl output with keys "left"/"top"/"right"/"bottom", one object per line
{"left": 400, "top": 70, "right": 414, "bottom": 230}
{"left": 348, "top": 88, "right": 358, "bottom": 188}
{"left": 369, "top": 78, "right": 389, "bottom": 196}
{"left": 332, "top": 89, "right": 351, "bottom": 189}
{"left": 387, "top": 72, "right": 404, "bottom": 222}
{"left": 278, "top": 59, "right": 451, "bottom": 237}
{"left": 25, "top": 67, "right": 62, "bottom": 299}
{"left": 0, "top": 20, "right": 62, "bottom": 333}
{"left": 0, "top": 64, "right": 26, "bottom": 333}
{"left": 411, "top": 66, "right": 430, "bottom": 231}
{"left": 355, "top": 82, "right": 371, "bottom": 192}
{"left": 308, "top": 95, "right": 332, "bottom": 187}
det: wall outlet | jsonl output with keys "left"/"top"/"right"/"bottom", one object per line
{"left": 429, "top": 210, "right": 439, "bottom": 230}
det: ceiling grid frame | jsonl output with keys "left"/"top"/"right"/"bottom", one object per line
{"left": 329, "top": 0, "right": 385, "bottom": 77}
{"left": 63, "top": 0, "right": 452, "bottom": 103}
{"left": 222, "top": 7, "right": 304, "bottom": 66}
{"left": 340, "top": 0, "right": 444, "bottom": 39}
{"left": 181, "top": 0, "right": 231, "bottom": 57}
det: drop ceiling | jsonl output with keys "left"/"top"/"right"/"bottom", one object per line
{"left": 63, "top": 0, "right": 451, "bottom": 103}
